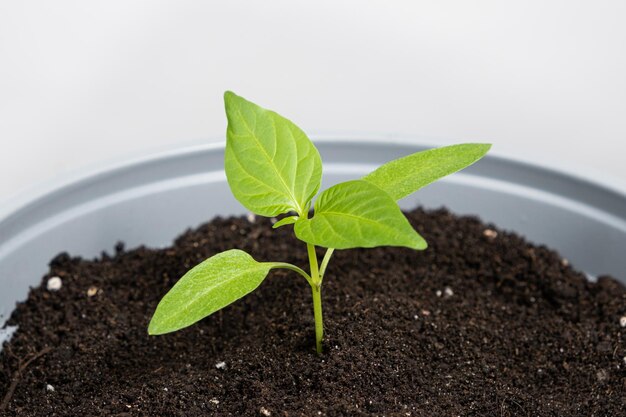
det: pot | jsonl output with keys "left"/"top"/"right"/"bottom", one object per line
{"left": 2, "top": 137, "right": 625, "bottom": 345}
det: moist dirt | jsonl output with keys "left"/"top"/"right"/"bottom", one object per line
{"left": 1, "top": 208, "right": 625, "bottom": 416}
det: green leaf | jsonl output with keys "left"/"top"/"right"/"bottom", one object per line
{"left": 224, "top": 91, "right": 322, "bottom": 217}
{"left": 148, "top": 249, "right": 272, "bottom": 335}
{"left": 272, "top": 216, "right": 298, "bottom": 229}
{"left": 294, "top": 180, "right": 427, "bottom": 250}
{"left": 363, "top": 143, "right": 491, "bottom": 200}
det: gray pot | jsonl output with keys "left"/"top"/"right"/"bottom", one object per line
{"left": 1, "top": 138, "right": 625, "bottom": 345}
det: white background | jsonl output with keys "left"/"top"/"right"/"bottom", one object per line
{"left": 1, "top": 1, "right": 625, "bottom": 205}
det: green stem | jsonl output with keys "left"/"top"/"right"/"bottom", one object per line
{"left": 319, "top": 248, "right": 335, "bottom": 281}
{"left": 307, "top": 243, "right": 320, "bottom": 283}
{"left": 270, "top": 262, "right": 313, "bottom": 286}
{"left": 311, "top": 284, "right": 323, "bottom": 354}
{"left": 306, "top": 243, "right": 324, "bottom": 354}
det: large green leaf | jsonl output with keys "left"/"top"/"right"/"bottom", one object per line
{"left": 148, "top": 249, "right": 273, "bottom": 335}
{"left": 294, "top": 180, "right": 427, "bottom": 250}
{"left": 363, "top": 143, "right": 491, "bottom": 200}
{"left": 224, "top": 91, "right": 322, "bottom": 217}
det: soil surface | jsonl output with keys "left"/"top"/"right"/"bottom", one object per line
{"left": 1, "top": 208, "right": 625, "bottom": 416}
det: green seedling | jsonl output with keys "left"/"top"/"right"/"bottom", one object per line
{"left": 148, "top": 91, "right": 491, "bottom": 354}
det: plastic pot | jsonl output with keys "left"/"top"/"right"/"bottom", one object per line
{"left": 1, "top": 138, "right": 625, "bottom": 345}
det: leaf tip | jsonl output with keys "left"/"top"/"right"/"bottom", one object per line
{"left": 147, "top": 308, "right": 173, "bottom": 336}
{"left": 469, "top": 142, "right": 492, "bottom": 155}
{"left": 147, "top": 318, "right": 162, "bottom": 336}
{"left": 223, "top": 91, "right": 244, "bottom": 113}
{"left": 406, "top": 232, "right": 428, "bottom": 251}
{"left": 479, "top": 143, "right": 492, "bottom": 152}
{"left": 415, "top": 239, "right": 428, "bottom": 251}
{"left": 223, "top": 90, "right": 237, "bottom": 102}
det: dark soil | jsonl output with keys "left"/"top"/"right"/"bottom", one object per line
{"left": 1, "top": 208, "right": 625, "bottom": 416}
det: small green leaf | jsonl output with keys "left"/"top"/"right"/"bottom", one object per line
{"left": 224, "top": 91, "right": 322, "bottom": 217}
{"left": 294, "top": 180, "right": 426, "bottom": 250}
{"left": 363, "top": 143, "right": 491, "bottom": 200}
{"left": 148, "top": 249, "right": 272, "bottom": 335}
{"left": 272, "top": 216, "right": 298, "bottom": 229}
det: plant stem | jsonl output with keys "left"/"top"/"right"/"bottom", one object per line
{"left": 270, "top": 262, "right": 313, "bottom": 286}
{"left": 306, "top": 243, "right": 324, "bottom": 354}
{"left": 307, "top": 243, "right": 320, "bottom": 283}
{"left": 319, "top": 248, "right": 335, "bottom": 281}
{"left": 311, "top": 283, "right": 323, "bottom": 354}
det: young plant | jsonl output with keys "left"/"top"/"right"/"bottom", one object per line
{"left": 148, "top": 91, "right": 491, "bottom": 354}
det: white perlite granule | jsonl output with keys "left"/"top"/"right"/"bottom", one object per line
{"left": 483, "top": 229, "right": 498, "bottom": 239}
{"left": 46, "top": 277, "right": 62, "bottom": 291}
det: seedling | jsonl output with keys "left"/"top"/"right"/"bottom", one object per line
{"left": 148, "top": 92, "right": 490, "bottom": 354}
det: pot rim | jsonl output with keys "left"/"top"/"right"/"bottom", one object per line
{"left": 1, "top": 134, "right": 624, "bottom": 225}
